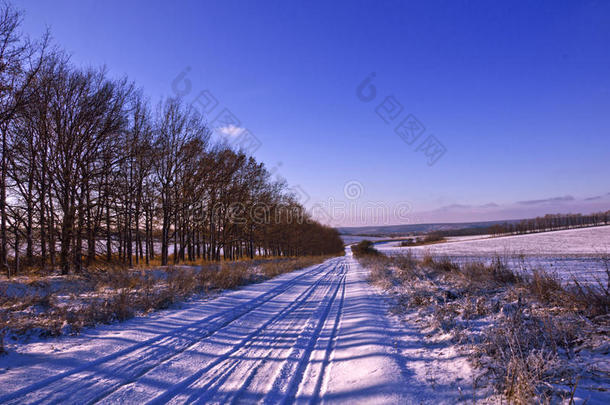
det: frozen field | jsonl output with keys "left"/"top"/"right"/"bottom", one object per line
{"left": 376, "top": 226, "right": 610, "bottom": 284}
{"left": 340, "top": 235, "right": 388, "bottom": 245}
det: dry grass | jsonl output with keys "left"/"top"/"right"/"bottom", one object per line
{"left": 474, "top": 304, "right": 582, "bottom": 404}
{"left": 525, "top": 269, "right": 563, "bottom": 305}
{"left": 0, "top": 255, "right": 333, "bottom": 348}
{"left": 568, "top": 265, "right": 610, "bottom": 317}
{"left": 357, "top": 251, "right": 609, "bottom": 403}
{"left": 205, "top": 262, "right": 251, "bottom": 290}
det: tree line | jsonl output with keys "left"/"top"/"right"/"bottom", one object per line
{"left": 0, "top": 4, "right": 343, "bottom": 276}
{"left": 486, "top": 212, "right": 610, "bottom": 237}
{"left": 437, "top": 211, "right": 610, "bottom": 238}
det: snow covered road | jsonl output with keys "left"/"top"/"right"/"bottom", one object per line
{"left": 0, "top": 253, "right": 464, "bottom": 404}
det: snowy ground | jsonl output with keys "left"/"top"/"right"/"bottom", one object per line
{"left": 0, "top": 253, "right": 472, "bottom": 404}
{"left": 339, "top": 235, "right": 387, "bottom": 245}
{"left": 376, "top": 226, "right": 610, "bottom": 284}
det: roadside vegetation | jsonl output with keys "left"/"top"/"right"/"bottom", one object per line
{"left": 350, "top": 240, "right": 381, "bottom": 257}
{"left": 0, "top": 254, "right": 336, "bottom": 353}
{"left": 399, "top": 233, "right": 446, "bottom": 247}
{"left": 356, "top": 248, "right": 609, "bottom": 404}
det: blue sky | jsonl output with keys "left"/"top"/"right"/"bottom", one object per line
{"left": 19, "top": 0, "right": 610, "bottom": 226}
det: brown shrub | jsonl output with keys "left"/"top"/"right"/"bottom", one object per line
{"left": 432, "top": 302, "right": 460, "bottom": 332}
{"left": 475, "top": 306, "right": 581, "bottom": 404}
{"left": 367, "top": 263, "right": 394, "bottom": 289}
{"left": 461, "top": 296, "right": 490, "bottom": 319}
{"left": 459, "top": 259, "right": 522, "bottom": 286}
{"left": 526, "top": 269, "right": 562, "bottom": 304}
{"left": 351, "top": 240, "right": 381, "bottom": 257}
{"left": 209, "top": 262, "right": 251, "bottom": 290}
{"left": 112, "top": 289, "right": 133, "bottom": 321}
{"left": 167, "top": 267, "right": 197, "bottom": 298}
{"left": 421, "top": 253, "right": 435, "bottom": 267}
{"left": 429, "top": 256, "right": 459, "bottom": 274}
{"left": 408, "top": 288, "right": 437, "bottom": 308}
{"left": 392, "top": 252, "right": 420, "bottom": 281}
{"left": 566, "top": 278, "right": 609, "bottom": 317}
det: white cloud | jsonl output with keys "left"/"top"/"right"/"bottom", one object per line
{"left": 217, "top": 124, "right": 245, "bottom": 137}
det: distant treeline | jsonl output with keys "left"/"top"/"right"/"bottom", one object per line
{"left": 0, "top": 4, "right": 343, "bottom": 276}
{"left": 400, "top": 233, "right": 445, "bottom": 246}
{"left": 436, "top": 212, "right": 610, "bottom": 238}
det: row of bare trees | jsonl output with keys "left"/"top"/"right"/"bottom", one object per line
{"left": 439, "top": 211, "right": 610, "bottom": 238}
{"left": 487, "top": 212, "right": 610, "bottom": 237}
{"left": 0, "top": 4, "right": 343, "bottom": 276}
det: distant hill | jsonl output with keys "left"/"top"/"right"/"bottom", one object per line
{"left": 337, "top": 219, "right": 522, "bottom": 237}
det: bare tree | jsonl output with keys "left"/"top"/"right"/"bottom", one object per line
{"left": 0, "top": 4, "right": 344, "bottom": 277}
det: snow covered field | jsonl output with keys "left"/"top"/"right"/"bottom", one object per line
{"left": 376, "top": 226, "right": 610, "bottom": 284}
{"left": 339, "top": 235, "right": 387, "bottom": 245}
{"left": 0, "top": 253, "right": 471, "bottom": 404}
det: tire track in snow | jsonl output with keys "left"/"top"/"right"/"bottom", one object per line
{"left": 224, "top": 263, "right": 347, "bottom": 405}
{"left": 180, "top": 264, "right": 346, "bottom": 405}
{"left": 296, "top": 263, "right": 346, "bottom": 405}
{"left": 134, "top": 261, "right": 345, "bottom": 405}
{"left": 96, "top": 260, "right": 342, "bottom": 404}
{"left": 145, "top": 263, "right": 343, "bottom": 404}
{"left": 263, "top": 263, "right": 347, "bottom": 405}
{"left": 0, "top": 259, "right": 340, "bottom": 405}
